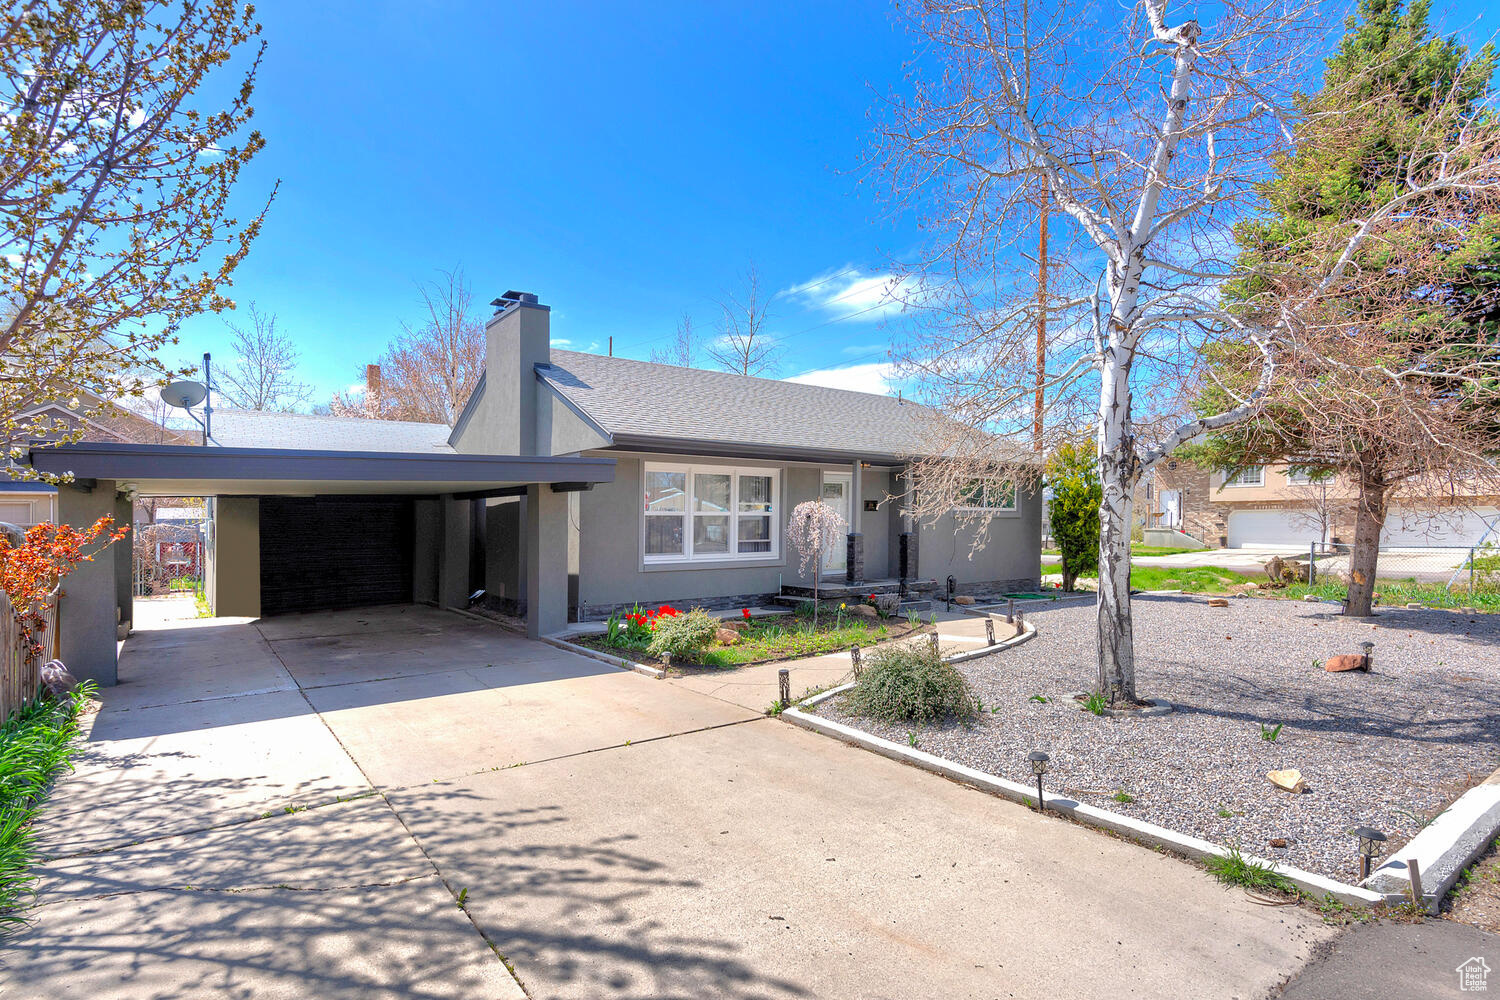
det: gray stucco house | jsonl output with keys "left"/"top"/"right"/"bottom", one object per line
{"left": 31, "top": 289, "right": 1039, "bottom": 687}
{"left": 448, "top": 290, "right": 1041, "bottom": 618}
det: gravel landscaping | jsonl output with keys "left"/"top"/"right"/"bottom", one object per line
{"left": 813, "top": 595, "right": 1500, "bottom": 884}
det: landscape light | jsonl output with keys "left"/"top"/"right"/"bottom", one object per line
{"left": 1349, "top": 826, "right": 1387, "bottom": 880}
{"left": 1028, "top": 751, "right": 1050, "bottom": 811}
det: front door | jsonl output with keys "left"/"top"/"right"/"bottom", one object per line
{"left": 821, "top": 472, "right": 851, "bottom": 577}
{"left": 1160, "top": 490, "right": 1182, "bottom": 529}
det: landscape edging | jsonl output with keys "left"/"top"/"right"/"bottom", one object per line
{"left": 540, "top": 636, "right": 666, "bottom": 680}
{"left": 1364, "top": 770, "right": 1500, "bottom": 913}
{"left": 784, "top": 684, "right": 1398, "bottom": 908}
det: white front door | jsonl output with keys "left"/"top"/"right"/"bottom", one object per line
{"left": 821, "top": 472, "right": 851, "bottom": 576}
{"left": 1159, "top": 490, "right": 1182, "bottom": 529}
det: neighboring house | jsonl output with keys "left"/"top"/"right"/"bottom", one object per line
{"left": 1136, "top": 461, "right": 1500, "bottom": 550}
{"left": 1, "top": 393, "right": 185, "bottom": 527}
{"left": 448, "top": 291, "right": 1042, "bottom": 618}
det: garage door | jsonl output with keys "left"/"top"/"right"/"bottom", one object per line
{"left": 1381, "top": 506, "right": 1500, "bottom": 548}
{"left": 1226, "top": 509, "right": 1325, "bottom": 548}
{"left": 259, "top": 496, "right": 414, "bottom": 616}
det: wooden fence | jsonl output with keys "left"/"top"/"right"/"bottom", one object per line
{"left": 0, "top": 590, "right": 59, "bottom": 720}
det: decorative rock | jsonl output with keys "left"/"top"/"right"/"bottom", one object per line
{"left": 1302, "top": 594, "right": 1321, "bottom": 602}
{"left": 1462, "top": 607, "right": 1479, "bottom": 615}
{"left": 1245, "top": 581, "right": 1259, "bottom": 590}
{"left": 1405, "top": 602, "right": 1425, "bottom": 610}
{"left": 1268, "top": 769, "right": 1307, "bottom": 794}
{"left": 714, "top": 628, "right": 741, "bottom": 645}
{"left": 851, "top": 604, "right": 879, "bottom": 618}
{"left": 1323, "top": 653, "right": 1369, "bottom": 673}
{"left": 1206, "top": 598, "right": 1229, "bottom": 608}
{"left": 1269, "top": 837, "right": 1289, "bottom": 848}
{"left": 873, "top": 593, "right": 901, "bottom": 615}
{"left": 40, "top": 659, "right": 78, "bottom": 698}
{"left": 953, "top": 595, "right": 976, "bottom": 606}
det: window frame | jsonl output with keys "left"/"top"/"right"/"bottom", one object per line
{"left": 1284, "top": 466, "right": 1315, "bottom": 485}
{"left": 1223, "top": 466, "right": 1265, "bottom": 488}
{"left": 953, "top": 477, "right": 1018, "bottom": 515}
{"left": 641, "top": 461, "right": 781, "bottom": 566}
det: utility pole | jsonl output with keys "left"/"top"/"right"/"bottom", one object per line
{"left": 1033, "top": 194, "right": 1049, "bottom": 453}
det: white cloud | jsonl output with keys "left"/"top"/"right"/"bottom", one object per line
{"left": 785, "top": 361, "right": 900, "bottom": 397}
{"left": 550, "top": 338, "right": 572, "bottom": 347}
{"left": 782, "top": 266, "right": 918, "bottom": 320}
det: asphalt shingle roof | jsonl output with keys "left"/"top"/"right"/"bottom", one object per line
{"left": 209, "top": 409, "right": 454, "bottom": 453}
{"left": 540, "top": 350, "right": 943, "bottom": 461}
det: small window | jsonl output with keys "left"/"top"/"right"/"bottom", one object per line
{"left": 956, "top": 478, "right": 1017, "bottom": 513}
{"left": 1223, "top": 466, "right": 1264, "bottom": 487}
{"left": 1284, "top": 467, "right": 1313, "bottom": 485}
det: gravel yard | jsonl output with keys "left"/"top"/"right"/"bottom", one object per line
{"left": 814, "top": 595, "right": 1500, "bottom": 884}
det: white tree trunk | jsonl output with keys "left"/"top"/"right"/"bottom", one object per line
{"left": 1096, "top": 341, "right": 1141, "bottom": 704}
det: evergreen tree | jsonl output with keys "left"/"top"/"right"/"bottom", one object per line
{"left": 1194, "top": 0, "right": 1500, "bottom": 614}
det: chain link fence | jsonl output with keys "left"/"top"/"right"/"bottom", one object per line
{"left": 1295, "top": 542, "right": 1499, "bottom": 609}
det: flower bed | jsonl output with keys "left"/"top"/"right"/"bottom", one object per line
{"left": 569, "top": 601, "right": 930, "bottom": 673}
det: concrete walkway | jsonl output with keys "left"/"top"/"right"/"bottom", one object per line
{"left": 4, "top": 602, "right": 1360, "bottom": 998}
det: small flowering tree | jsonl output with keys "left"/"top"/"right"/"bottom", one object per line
{"left": 0, "top": 516, "right": 127, "bottom": 663}
{"left": 786, "top": 500, "right": 847, "bottom": 628}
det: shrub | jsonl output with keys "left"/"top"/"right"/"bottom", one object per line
{"left": 844, "top": 644, "right": 977, "bottom": 724}
{"left": 646, "top": 607, "right": 719, "bottom": 661}
{"left": 1046, "top": 441, "right": 1101, "bottom": 592}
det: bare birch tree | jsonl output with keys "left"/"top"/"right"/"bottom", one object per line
{"left": 707, "top": 265, "right": 779, "bottom": 376}
{"left": 650, "top": 314, "right": 699, "bottom": 368}
{"left": 217, "top": 305, "right": 311, "bottom": 411}
{"left": 870, "top": 0, "right": 1500, "bottom": 704}
{"left": 0, "top": 1, "right": 271, "bottom": 473}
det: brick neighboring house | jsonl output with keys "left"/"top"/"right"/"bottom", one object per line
{"left": 1135, "top": 461, "right": 1500, "bottom": 550}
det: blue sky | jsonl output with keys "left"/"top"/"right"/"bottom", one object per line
{"left": 172, "top": 0, "right": 1500, "bottom": 407}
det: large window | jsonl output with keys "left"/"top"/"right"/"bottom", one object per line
{"left": 643, "top": 463, "right": 779, "bottom": 563}
{"left": 1223, "top": 466, "right": 1264, "bottom": 488}
{"left": 955, "top": 478, "right": 1017, "bottom": 513}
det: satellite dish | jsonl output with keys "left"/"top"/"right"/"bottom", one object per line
{"left": 160, "top": 379, "right": 207, "bottom": 409}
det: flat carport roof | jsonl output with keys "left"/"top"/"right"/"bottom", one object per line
{"left": 28, "top": 441, "right": 616, "bottom": 496}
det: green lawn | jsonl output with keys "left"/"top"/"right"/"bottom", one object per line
{"left": 1128, "top": 566, "right": 1256, "bottom": 592}
{"left": 1043, "top": 545, "right": 1203, "bottom": 560}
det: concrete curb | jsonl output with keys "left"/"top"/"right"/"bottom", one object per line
{"left": 539, "top": 636, "right": 666, "bottom": 680}
{"left": 784, "top": 686, "right": 1397, "bottom": 908}
{"left": 943, "top": 620, "right": 1037, "bottom": 664}
{"left": 1364, "top": 769, "right": 1500, "bottom": 913}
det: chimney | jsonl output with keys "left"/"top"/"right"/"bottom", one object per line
{"left": 366, "top": 364, "right": 381, "bottom": 397}
{"left": 484, "top": 290, "right": 550, "bottom": 455}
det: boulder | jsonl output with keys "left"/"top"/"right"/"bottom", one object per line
{"left": 40, "top": 659, "right": 78, "bottom": 699}
{"left": 1244, "top": 581, "right": 1259, "bottom": 590}
{"left": 1263, "top": 556, "right": 1286, "bottom": 585}
{"left": 1206, "top": 598, "right": 1229, "bottom": 608}
{"left": 953, "top": 595, "right": 976, "bottom": 606}
{"left": 851, "top": 604, "right": 879, "bottom": 618}
{"left": 873, "top": 593, "right": 901, "bottom": 615}
{"left": 1267, "top": 769, "right": 1307, "bottom": 794}
{"left": 1302, "top": 594, "right": 1321, "bottom": 603}
{"left": 714, "top": 627, "right": 741, "bottom": 645}
{"left": 1323, "top": 653, "right": 1369, "bottom": 673}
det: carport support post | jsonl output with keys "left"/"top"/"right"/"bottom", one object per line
{"left": 57, "top": 479, "right": 121, "bottom": 686}
{"left": 436, "top": 494, "right": 472, "bottom": 610}
{"left": 525, "top": 484, "right": 570, "bottom": 638}
{"left": 114, "top": 491, "right": 133, "bottom": 634}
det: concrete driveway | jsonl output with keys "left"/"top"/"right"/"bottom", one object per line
{"left": 5, "top": 599, "right": 1347, "bottom": 998}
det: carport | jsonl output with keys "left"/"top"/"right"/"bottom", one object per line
{"left": 29, "top": 441, "right": 615, "bottom": 686}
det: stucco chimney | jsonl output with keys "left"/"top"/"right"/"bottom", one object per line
{"left": 483, "top": 291, "right": 550, "bottom": 456}
{"left": 366, "top": 364, "right": 381, "bottom": 397}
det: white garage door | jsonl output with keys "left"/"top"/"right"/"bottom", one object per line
{"left": 1381, "top": 507, "right": 1500, "bottom": 548}
{"left": 1227, "top": 510, "right": 1325, "bottom": 548}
